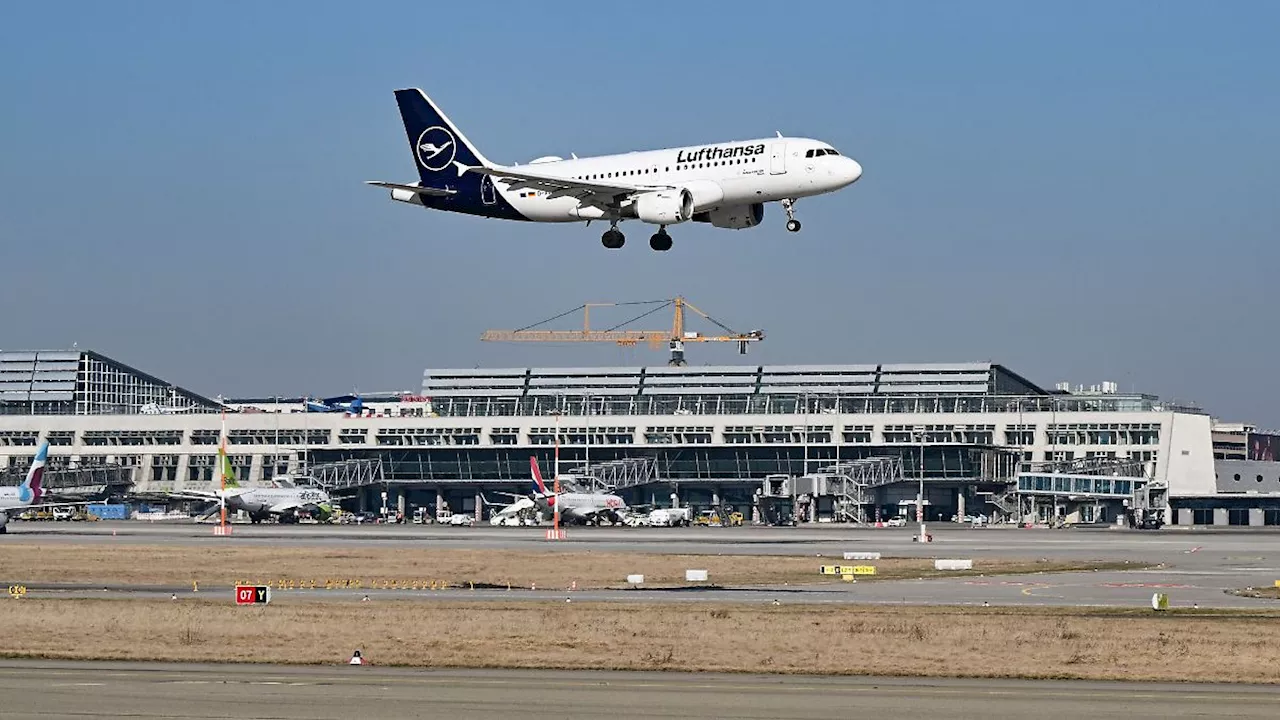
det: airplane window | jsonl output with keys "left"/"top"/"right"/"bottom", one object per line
{"left": 828, "top": 149, "right": 840, "bottom": 156}
{"left": 805, "top": 149, "right": 814, "bottom": 158}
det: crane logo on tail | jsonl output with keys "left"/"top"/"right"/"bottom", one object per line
{"left": 416, "top": 126, "right": 457, "bottom": 172}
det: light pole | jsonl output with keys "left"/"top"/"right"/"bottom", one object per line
{"left": 916, "top": 427, "right": 928, "bottom": 542}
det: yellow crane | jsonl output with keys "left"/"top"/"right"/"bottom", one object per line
{"left": 481, "top": 296, "right": 764, "bottom": 366}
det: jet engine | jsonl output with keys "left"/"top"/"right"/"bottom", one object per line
{"left": 632, "top": 189, "right": 694, "bottom": 225}
{"left": 693, "top": 203, "right": 765, "bottom": 229}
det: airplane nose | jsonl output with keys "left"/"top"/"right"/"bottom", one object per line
{"left": 844, "top": 157, "right": 863, "bottom": 185}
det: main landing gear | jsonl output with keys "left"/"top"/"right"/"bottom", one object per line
{"left": 601, "top": 222, "right": 625, "bottom": 249}
{"left": 601, "top": 222, "right": 673, "bottom": 251}
{"left": 649, "top": 227, "right": 672, "bottom": 252}
{"left": 782, "top": 198, "right": 801, "bottom": 232}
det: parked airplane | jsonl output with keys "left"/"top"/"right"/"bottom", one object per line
{"left": 525, "top": 457, "right": 627, "bottom": 525}
{"left": 168, "top": 448, "right": 334, "bottom": 523}
{"left": 305, "top": 395, "right": 364, "bottom": 414}
{"left": 368, "top": 89, "right": 863, "bottom": 251}
{"left": 0, "top": 442, "right": 86, "bottom": 534}
{"left": 139, "top": 402, "right": 197, "bottom": 415}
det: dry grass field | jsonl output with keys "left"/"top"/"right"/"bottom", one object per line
{"left": 3, "top": 598, "right": 1279, "bottom": 683}
{"left": 0, "top": 544, "right": 1139, "bottom": 589}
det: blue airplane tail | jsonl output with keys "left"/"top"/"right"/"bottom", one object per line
{"left": 394, "top": 89, "right": 491, "bottom": 183}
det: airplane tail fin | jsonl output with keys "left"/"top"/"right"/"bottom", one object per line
{"left": 529, "top": 456, "right": 549, "bottom": 496}
{"left": 393, "top": 88, "right": 492, "bottom": 182}
{"left": 217, "top": 445, "right": 240, "bottom": 489}
{"left": 349, "top": 397, "right": 364, "bottom": 414}
{"left": 20, "top": 441, "right": 49, "bottom": 503}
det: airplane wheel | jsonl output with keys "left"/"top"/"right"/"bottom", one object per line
{"left": 601, "top": 229, "right": 625, "bottom": 249}
{"left": 786, "top": 219, "right": 801, "bottom": 232}
{"left": 649, "top": 232, "right": 672, "bottom": 251}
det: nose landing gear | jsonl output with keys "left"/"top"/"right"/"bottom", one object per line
{"left": 782, "top": 198, "right": 801, "bottom": 232}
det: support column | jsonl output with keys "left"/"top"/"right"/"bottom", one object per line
{"left": 475, "top": 489, "right": 483, "bottom": 523}
{"left": 957, "top": 489, "right": 966, "bottom": 521}
{"left": 1249, "top": 508, "right": 1264, "bottom": 527}
{"left": 1177, "top": 507, "right": 1193, "bottom": 526}
{"left": 1213, "top": 508, "right": 1228, "bottom": 526}
{"left": 397, "top": 493, "right": 406, "bottom": 523}
{"left": 712, "top": 489, "right": 721, "bottom": 509}
{"left": 436, "top": 488, "right": 445, "bottom": 521}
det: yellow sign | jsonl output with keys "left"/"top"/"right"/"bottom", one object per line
{"left": 8, "top": 584, "right": 27, "bottom": 599}
{"left": 821, "top": 565, "right": 877, "bottom": 576}
{"left": 1274, "top": 580, "right": 1280, "bottom": 588}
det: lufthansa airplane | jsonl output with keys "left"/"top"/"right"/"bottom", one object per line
{"left": 368, "top": 90, "right": 863, "bottom": 251}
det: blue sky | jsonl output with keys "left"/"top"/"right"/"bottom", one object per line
{"left": 2, "top": 2, "right": 1277, "bottom": 424}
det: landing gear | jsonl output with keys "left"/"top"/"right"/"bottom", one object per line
{"left": 782, "top": 198, "right": 801, "bottom": 232}
{"left": 649, "top": 227, "right": 673, "bottom": 252}
{"left": 601, "top": 224, "right": 625, "bottom": 249}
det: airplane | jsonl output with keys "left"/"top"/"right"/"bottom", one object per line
{"left": 167, "top": 447, "right": 334, "bottom": 524}
{"left": 367, "top": 89, "right": 863, "bottom": 251}
{"left": 0, "top": 442, "right": 88, "bottom": 534}
{"left": 305, "top": 395, "right": 364, "bottom": 414}
{"left": 139, "top": 402, "right": 197, "bottom": 415}
{"left": 524, "top": 456, "right": 628, "bottom": 525}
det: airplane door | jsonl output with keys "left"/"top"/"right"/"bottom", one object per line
{"left": 480, "top": 174, "right": 496, "bottom": 205}
{"left": 769, "top": 142, "right": 787, "bottom": 175}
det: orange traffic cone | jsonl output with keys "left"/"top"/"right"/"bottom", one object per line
{"left": 349, "top": 649, "right": 364, "bottom": 665}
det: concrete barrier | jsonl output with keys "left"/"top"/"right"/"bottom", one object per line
{"left": 685, "top": 569, "right": 709, "bottom": 582}
{"left": 844, "top": 552, "right": 881, "bottom": 561}
{"left": 934, "top": 559, "right": 973, "bottom": 571}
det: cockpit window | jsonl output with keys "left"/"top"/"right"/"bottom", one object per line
{"left": 826, "top": 148, "right": 840, "bottom": 156}
{"left": 805, "top": 149, "right": 815, "bottom": 158}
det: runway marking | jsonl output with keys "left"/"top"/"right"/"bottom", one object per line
{"left": 22, "top": 673, "right": 1280, "bottom": 703}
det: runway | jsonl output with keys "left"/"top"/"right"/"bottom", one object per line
{"left": 2, "top": 660, "right": 1278, "bottom": 719}
{"left": 12, "top": 520, "right": 1280, "bottom": 565}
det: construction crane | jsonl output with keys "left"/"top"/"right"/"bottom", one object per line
{"left": 481, "top": 296, "right": 764, "bottom": 366}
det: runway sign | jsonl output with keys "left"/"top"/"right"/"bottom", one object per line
{"left": 843, "top": 552, "right": 881, "bottom": 561}
{"left": 685, "top": 569, "right": 709, "bottom": 582}
{"left": 820, "top": 565, "right": 877, "bottom": 576}
{"left": 235, "top": 585, "right": 271, "bottom": 605}
{"left": 627, "top": 574, "right": 645, "bottom": 585}
{"left": 935, "top": 559, "right": 973, "bottom": 571}
{"left": 1152, "top": 592, "right": 1169, "bottom": 611}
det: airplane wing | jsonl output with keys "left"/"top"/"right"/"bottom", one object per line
{"left": 165, "top": 489, "right": 250, "bottom": 502}
{"left": 464, "top": 165, "right": 671, "bottom": 208}
{"left": 365, "top": 181, "right": 457, "bottom": 197}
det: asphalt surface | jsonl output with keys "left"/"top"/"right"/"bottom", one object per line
{"left": 7, "top": 523, "right": 1280, "bottom": 609}
{"left": 2, "top": 660, "right": 1278, "bottom": 719}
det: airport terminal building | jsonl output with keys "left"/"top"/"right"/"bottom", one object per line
{"left": 2, "top": 348, "right": 1278, "bottom": 526}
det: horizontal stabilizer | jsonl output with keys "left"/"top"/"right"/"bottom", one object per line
{"left": 365, "top": 181, "right": 456, "bottom": 197}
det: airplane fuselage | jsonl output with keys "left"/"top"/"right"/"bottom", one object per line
{"left": 228, "top": 488, "right": 330, "bottom": 518}
{"left": 399, "top": 137, "right": 860, "bottom": 225}
{"left": 545, "top": 492, "right": 627, "bottom": 524}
